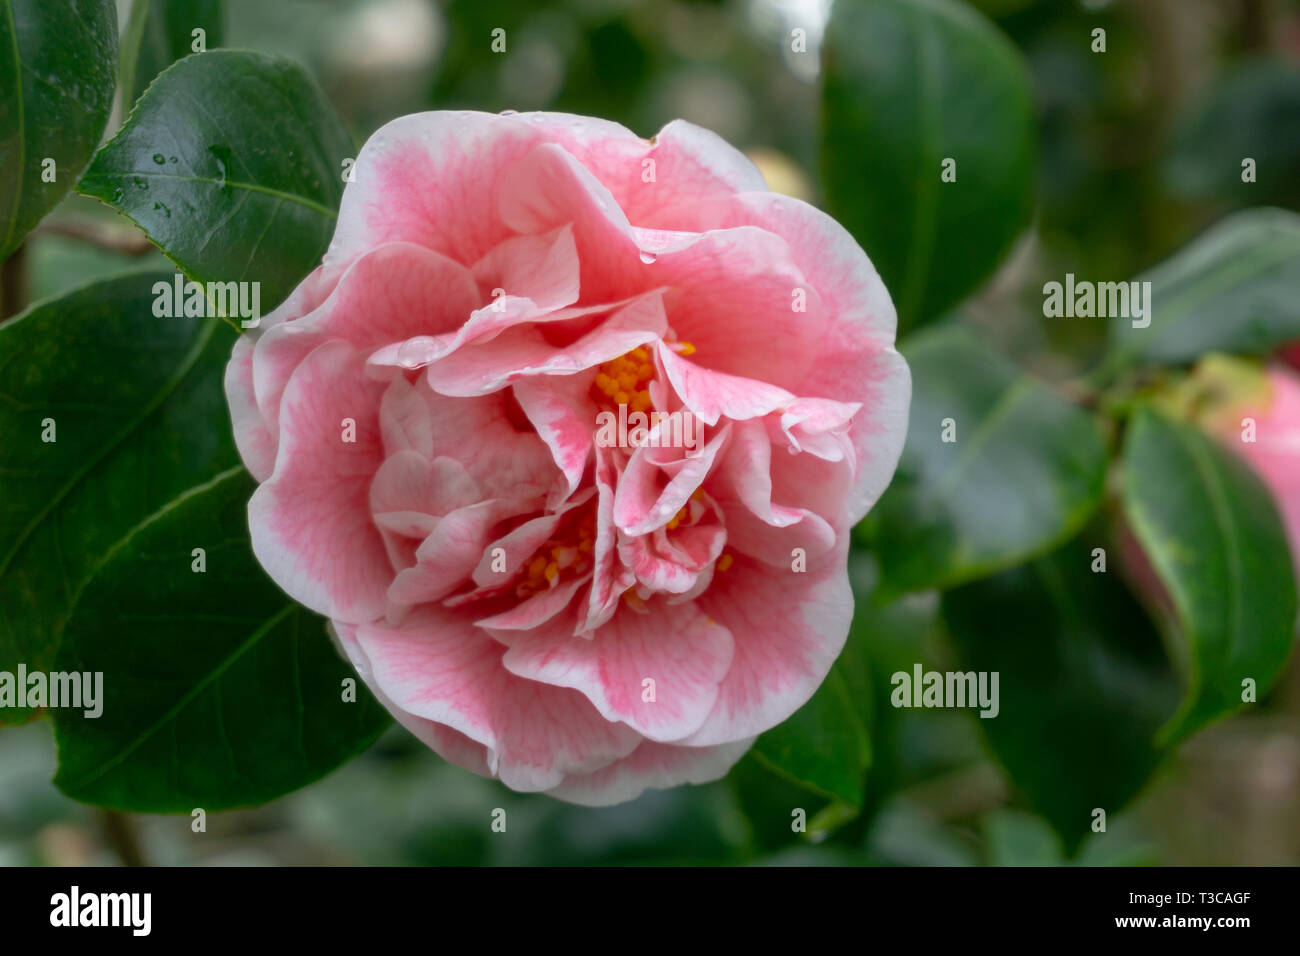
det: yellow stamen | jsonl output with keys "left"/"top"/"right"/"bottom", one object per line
{"left": 516, "top": 507, "right": 598, "bottom": 598}
{"left": 591, "top": 344, "right": 664, "bottom": 413}
{"left": 666, "top": 505, "right": 688, "bottom": 531}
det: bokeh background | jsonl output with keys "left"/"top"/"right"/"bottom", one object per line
{"left": 5, "top": 0, "right": 1300, "bottom": 866}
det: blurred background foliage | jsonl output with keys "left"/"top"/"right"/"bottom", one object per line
{"left": 6, "top": 0, "right": 1300, "bottom": 866}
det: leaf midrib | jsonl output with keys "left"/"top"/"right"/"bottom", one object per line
{"left": 1172, "top": 421, "right": 1244, "bottom": 690}
{"left": 61, "top": 602, "right": 297, "bottom": 790}
{"left": 1125, "top": 414, "right": 1248, "bottom": 744}
{"left": 0, "top": 313, "right": 218, "bottom": 581}
{"left": 90, "top": 168, "right": 338, "bottom": 219}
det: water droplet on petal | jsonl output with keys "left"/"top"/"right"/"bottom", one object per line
{"left": 396, "top": 338, "right": 431, "bottom": 369}
{"left": 639, "top": 251, "right": 658, "bottom": 265}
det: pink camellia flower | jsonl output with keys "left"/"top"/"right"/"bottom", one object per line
{"left": 224, "top": 111, "right": 909, "bottom": 804}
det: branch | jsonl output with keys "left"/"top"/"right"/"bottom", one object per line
{"left": 33, "top": 218, "right": 156, "bottom": 256}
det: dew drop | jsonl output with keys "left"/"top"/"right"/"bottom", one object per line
{"left": 396, "top": 338, "right": 430, "bottom": 369}
{"left": 152, "top": 153, "right": 166, "bottom": 165}
{"left": 639, "top": 251, "right": 658, "bottom": 265}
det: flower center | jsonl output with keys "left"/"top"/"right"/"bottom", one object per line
{"left": 666, "top": 491, "right": 701, "bottom": 531}
{"left": 591, "top": 346, "right": 655, "bottom": 414}
{"left": 516, "top": 507, "right": 597, "bottom": 598}
{"left": 589, "top": 341, "right": 695, "bottom": 414}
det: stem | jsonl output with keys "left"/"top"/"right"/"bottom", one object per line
{"left": 97, "top": 810, "right": 147, "bottom": 867}
{"left": 34, "top": 218, "right": 156, "bottom": 256}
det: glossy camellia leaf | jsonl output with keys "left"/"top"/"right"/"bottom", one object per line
{"left": 119, "top": 0, "right": 224, "bottom": 108}
{"left": 1108, "top": 208, "right": 1300, "bottom": 370}
{"left": 78, "top": 49, "right": 350, "bottom": 310}
{"left": 0, "top": 270, "right": 236, "bottom": 724}
{"left": 866, "top": 325, "right": 1107, "bottom": 599}
{"left": 1119, "top": 406, "right": 1298, "bottom": 744}
{"left": 821, "top": 0, "right": 1035, "bottom": 332}
{"left": 751, "top": 631, "right": 872, "bottom": 807}
{"left": 53, "top": 467, "right": 391, "bottom": 811}
{"left": 0, "top": 0, "right": 118, "bottom": 260}
{"left": 845, "top": 555, "right": 980, "bottom": 810}
{"left": 739, "top": 552, "right": 934, "bottom": 842}
{"left": 944, "top": 539, "right": 1179, "bottom": 851}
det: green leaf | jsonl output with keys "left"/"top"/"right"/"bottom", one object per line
{"left": 1107, "top": 208, "right": 1300, "bottom": 370}
{"left": 821, "top": 0, "right": 1035, "bottom": 332}
{"left": 52, "top": 467, "right": 390, "bottom": 811}
{"left": 0, "top": 270, "right": 236, "bottom": 724}
{"left": 0, "top": 0, "right": 118, "bottom": 260}
{"left": 866, "top": 326, "right": 1107, "bottom": 598}
{"left": 1119, "top": 406, "right": 1299, "bottom": 743}
{"left": 119, "top": 0, "right": 223, "bottom": 108}
{"left": 748, "top": 552, "right": 884, "bottom": 809}
{"left": 846, "top": 554, "right": 980, "bottom": 801}
{"left": 751, "top": 663, "right": 871, "bottom": 806}
{"left": 943, "top": 539, "right": 1179, "bottom": 851}
{"left": 78, "top": 49, "right": 350, "bottom": 310}
{"left": 842, "top": 554, "right": 982, "bottom": 806}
